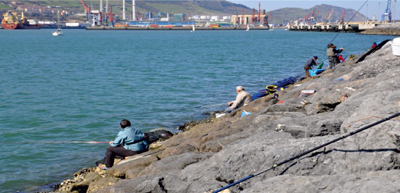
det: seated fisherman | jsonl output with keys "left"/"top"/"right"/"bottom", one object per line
{"left": 225, "top": 86, "right": 251, "bottom": 113}
{"left": 97, "top": 119, "right": 149, "bottom": 170}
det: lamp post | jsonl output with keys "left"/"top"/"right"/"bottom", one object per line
{"left": 378, "top": 2, "right": 381, "bottom": 21}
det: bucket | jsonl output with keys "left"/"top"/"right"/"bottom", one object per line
{"left": 391, "top": 37, "right": 400, "bottom": 56}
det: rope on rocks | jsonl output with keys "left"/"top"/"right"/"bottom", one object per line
{"left": 213, "top": 112, "right": 400, "bottom": 193}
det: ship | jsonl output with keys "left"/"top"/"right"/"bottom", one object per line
{"left": 1, "top": 11, "right": 41, "bottom": 30}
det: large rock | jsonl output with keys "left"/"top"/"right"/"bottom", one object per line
{"left": 55, "top": 39, "right": 400, "bottom": 193}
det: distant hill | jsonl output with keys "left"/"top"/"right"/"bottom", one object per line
{"left": 135, "top": 0, "right": 253, "bottom": 16}
{"left": 268, "top": 4, "right": 368, "bottom": 25}
{"left": 0, "top": 0, "right": 254, "bottom": 22}
{"left": 0, "top": 1, "right": 367, "bottom": 24}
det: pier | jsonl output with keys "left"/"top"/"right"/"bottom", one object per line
{"left": 289, "top": 22, "right": 380, "bottom": 33}
{"left": 86, "top": 26, "right": 271, "bottom": 30}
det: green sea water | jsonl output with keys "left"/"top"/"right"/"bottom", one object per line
{"left": 0, "top": 28, "right": 393, "bottom": 192}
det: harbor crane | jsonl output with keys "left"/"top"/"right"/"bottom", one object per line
{"left": 263, "top": 12, "right": 271, "bottom": 26}
{"left": 80, "top": 0, "right": 91, "bottom": 21}
{"left": 324, "top": 8, "right": 334, "bottom": 24}
{"left": 381, "top": 0, "right": 392, "bottom": 22}
{"left": 339, "top": 10, "right": 345, "bottom": 24}
{"left": 241, "top": 9, "right": 244, "bottom": 24}
{"left": 257, "top": 3, "right": 261, "bottom": 23}
{"left": 103, "top": 6, "right": 114, "bottom": 27}
{"left": 252, "top": 8, "right": 255, "bottom": 23}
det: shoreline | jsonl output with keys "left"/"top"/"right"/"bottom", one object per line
{"left": 53, "top": 39, "right": 400, "bottom": 192}
{"left": 86, "top": 26, "right": 270, "bottom": 30}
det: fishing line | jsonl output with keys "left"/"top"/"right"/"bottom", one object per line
{"left": 311, "top": 0, "right": 369, "bottom": 66}
{"left": 330, "top": 0, "right": 369, "bottom": 44}
{"left": 200, "top": 103, "right": 226, "bottom": 108}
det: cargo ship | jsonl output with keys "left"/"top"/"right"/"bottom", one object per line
{"left": 1, "top": 11, "right": 41, "bottom": 30}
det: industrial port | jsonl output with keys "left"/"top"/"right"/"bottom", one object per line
{"left": 1, "top": 0, "right": 397, "bottom": 32}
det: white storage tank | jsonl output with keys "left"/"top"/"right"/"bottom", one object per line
{"left": 66, "top": 23, "right": 80, "bottom": 27}
{"left": 391, "top": 37, "right": 400, "bottom": 56}
{"left": 211, "top": 16, "right": 220, "bottom": 21}
{"left": 200, "top": 15, "right": 209, "bottom": 20}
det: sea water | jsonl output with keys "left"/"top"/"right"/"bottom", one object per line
{"left": 0, "top": 28, "right": 393, "bottom": 192}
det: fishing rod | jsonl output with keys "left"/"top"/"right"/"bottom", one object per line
{"left": 213, "top": 112, "right": 400, "bottom": 193}
{"left": 309, "top": 0, "right": 369, "bottom": 66}
{"left": 0, "top": 141, "right": 109, "bottom": 144}
{"left": 200, "top": 103, "right": 226, "bottom": 108}
{"left": 330, "top": 0, "right": 369, "bottom": 44}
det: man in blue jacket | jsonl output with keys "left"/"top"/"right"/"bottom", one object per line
{"left": 99, "top": 119, "right": 149, "bottom": 170}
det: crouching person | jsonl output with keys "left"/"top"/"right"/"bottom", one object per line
{"left": 98, "top": 119, "right": 149, "bottom": 170}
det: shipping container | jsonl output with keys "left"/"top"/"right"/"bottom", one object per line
{"left": 115, "top": 24, "right": 128, "bottom": 27}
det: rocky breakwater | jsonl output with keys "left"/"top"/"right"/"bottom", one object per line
{"left": 56, "top": 42, "right": 400, "bottom": 193}
{"left": 360, "top": 23, "right": 400, "bottom": 36}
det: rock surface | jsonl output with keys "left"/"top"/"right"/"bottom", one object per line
{"left": 55, "top": 41, "right": 400, "bottom": 193}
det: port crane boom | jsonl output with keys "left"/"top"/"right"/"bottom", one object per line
{"left": 80, "top": 0, "right": 91, "bottom": 22}
{"left": 381, "top": 0, "right": 392, "bottom": 22}
{"left": 339, "top": 10, "right": 345, "bottom": 24}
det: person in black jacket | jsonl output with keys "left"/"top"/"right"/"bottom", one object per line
{"left": 326, "top": 43, "right": 344, "bottom": 69}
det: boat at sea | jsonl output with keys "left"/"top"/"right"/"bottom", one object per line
{"left": 1, "top": 11, "right": 41, "bottom": 30}
{"left": 52, "top": 9, "right": 63, "bottom": 36}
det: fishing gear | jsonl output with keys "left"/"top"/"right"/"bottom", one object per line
{"left": 200, "top": 103, "right": 226, "bottom": 108}
{"left": 213, "top": 112, "right": 400, "bottom": 193}
{"left": 0, "top": 141, "right": 109, "bottom": 144}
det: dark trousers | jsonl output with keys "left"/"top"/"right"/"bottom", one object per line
{"left": 105, "top": 146, "right": 142, "bottom": 167}
{"left": 304, "top": 66, "right": 311, "bottom": 77}
{"left": 328, "top": 56, "right": 339, "bottom": 69}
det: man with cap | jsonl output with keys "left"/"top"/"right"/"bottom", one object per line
{"left": 326, "top": 43, "right": 344, "bottom": 69}
{"left": 304, "top": 56, "right": 318, "bottom": 78}
{"left": 225, "top": 86, "right": 251, "bottom": 113}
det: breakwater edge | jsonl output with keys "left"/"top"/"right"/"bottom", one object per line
{"left": 54, "top": 35, "right": 400, "bottom": 191}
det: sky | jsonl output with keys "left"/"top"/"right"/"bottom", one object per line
{"left": 230, "top": 0, "right": 400, "bottom": 20}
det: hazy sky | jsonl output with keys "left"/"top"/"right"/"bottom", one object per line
{"left": 230, "top": 0, "right": 400, "bottom": 20}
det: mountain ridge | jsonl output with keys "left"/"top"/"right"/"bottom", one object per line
{"left": 0, "top": 1, "right": 368, "bottom": 24}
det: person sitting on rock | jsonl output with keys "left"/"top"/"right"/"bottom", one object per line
{"left": 338, "top": 55, "right": 346, "bottom": 63}
{"left": 371, "top": 42, "right": 377, "bottom": 49}
{"left": 97, "top": 119, "right": 149, "bottom": 170}
{"left": 304, "top": 56, "right": 318, "bottom": 78}
{"left": 225, "top": 86, "right": 251, "bottom": 113}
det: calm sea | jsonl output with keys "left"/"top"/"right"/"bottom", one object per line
{"left": 0, "top": 28, "right": 392, "bottom": 192}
